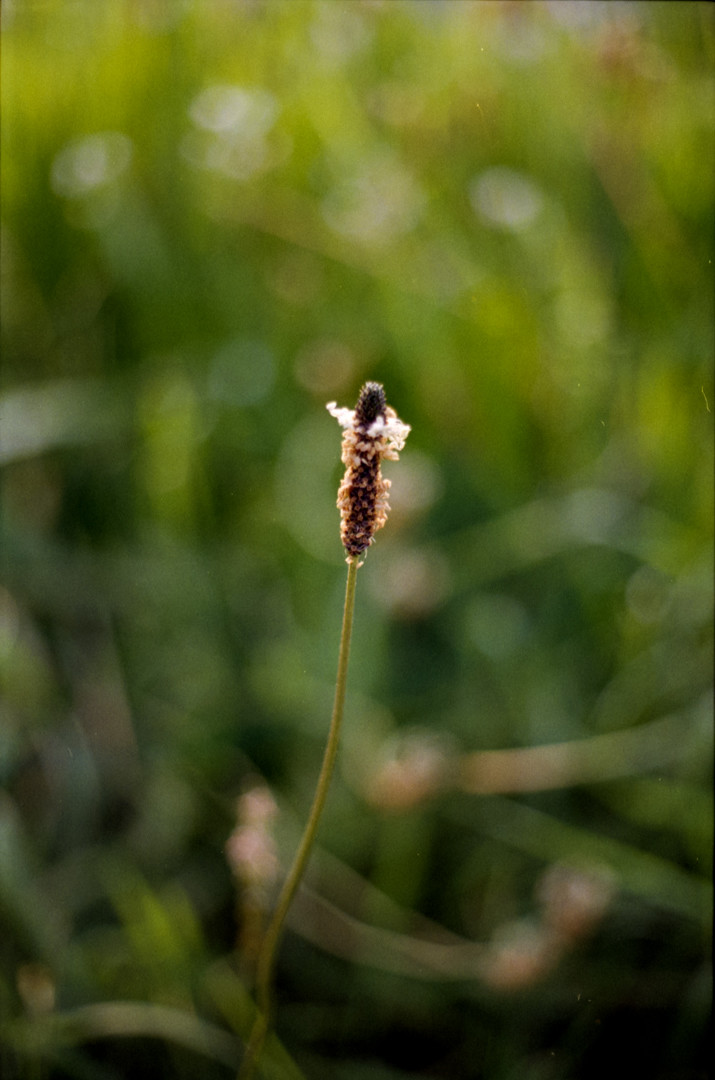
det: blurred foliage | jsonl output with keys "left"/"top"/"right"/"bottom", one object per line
{"left": 1, "top": 2, "right": 713, "bottom": 1078}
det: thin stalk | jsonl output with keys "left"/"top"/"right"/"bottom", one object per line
{"left": 238, "top": 556, "right": 360, "bottom": 1080}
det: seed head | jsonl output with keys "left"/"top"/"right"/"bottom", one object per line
{"left": 327, "top": 383, "right": 410, "bottom": 562}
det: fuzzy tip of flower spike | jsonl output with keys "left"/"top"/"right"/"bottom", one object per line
{"left": 326, "top": 382, "right": 410, "bottom": 562}
{"left": 355, "top": 382, "right": 387, "bottom": 426}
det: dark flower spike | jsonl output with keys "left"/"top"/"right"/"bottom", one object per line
{"left": 327, "top": 383, "right": 411, "bottom": 561}
{"left": 354, "top": 381, "right": 386, "bottom": 425}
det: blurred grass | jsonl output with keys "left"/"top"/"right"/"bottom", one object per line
{"left": 1, "top": 2, "right": 713, "bottom": 1079}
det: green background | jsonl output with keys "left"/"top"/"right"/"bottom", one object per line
{"left": 1, "top": 2, "right": 712, "bottom": 1078}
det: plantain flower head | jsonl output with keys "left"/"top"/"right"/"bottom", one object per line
{"left": 327, "top": 382, "right": 410, "bottom": 561}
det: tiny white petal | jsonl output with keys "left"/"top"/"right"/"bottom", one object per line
{"left": 384, "top": 420, "right": 411, "bottom": 451}
{"left": 326, "top": 402, "right": 356, "bottom": 428}
{"left": 366, "top": 413, "right": 411, "bottom": 450}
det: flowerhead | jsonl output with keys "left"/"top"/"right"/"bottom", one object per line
{"left": 327, "top": 382, "right": 410, "bottom": 561}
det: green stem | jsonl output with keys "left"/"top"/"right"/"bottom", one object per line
{"left": 238, "top": 556, "right": 360, "bottom": 1080}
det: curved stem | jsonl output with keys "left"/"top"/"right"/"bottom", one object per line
{"left": 238, "top": 556, "right": 360, "bottom": 1080}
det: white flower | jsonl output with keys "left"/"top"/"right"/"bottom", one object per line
{"left": 326, "top": 402, "right": 355, "bottom": 428}
{"left": 367, "top": 409, "right": 411, "bottom": 451}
